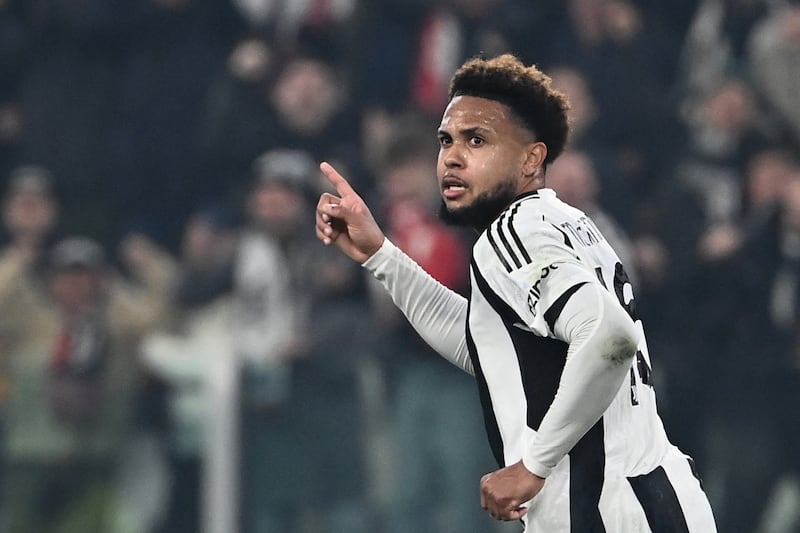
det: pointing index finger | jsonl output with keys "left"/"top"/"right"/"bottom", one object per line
{"left": 320, "top": 161, "right": 356, "bottom": 197}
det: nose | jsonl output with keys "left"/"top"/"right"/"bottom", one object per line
{"left": 442, "top": 145, "right": 465, "bottom": 169}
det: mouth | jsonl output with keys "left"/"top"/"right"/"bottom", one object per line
{"left": 441, "top": 175, "right": 467, "bottom": 200}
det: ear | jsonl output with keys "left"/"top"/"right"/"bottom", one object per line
{"left": 523, "top": 142, "right": 548, "bottom": 177}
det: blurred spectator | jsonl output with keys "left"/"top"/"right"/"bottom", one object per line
{"left": 546, "top": 150, "right": 638, "bottom": 288}
{"left": 631, "top": 77, "right": 772, "bottom": 459}
{"left": 547, "top": 0, "right": 683, "bottom": 195}
{"left": 747, "top": 2, "right": 800, "bottom": 147}
{"left": 677, "top": 0, "right": 770, "bottom": 113}
{"left": 232, "top": 0, "right": 358, "bottom": 60}
{"left": 548, "top": 65, "right": 636, "bottom": 229}
{"left": 200, "top": 50, "right": 363, "bottom": 203}
{"left": 266, "top": 54, "right": 362, "bottom": 175}
{"left": 355, "top": 0, "right": 555, "bottom": 115}
{"left": 2, "top": 1, "right": 800, "bottom": 530}
{"left": 670, "top": 76, "right": 777, "bottom": 274}
{"left": 0, "top": 165, "right": 58, "bottom": 529}
{"left": 0, "top": 165, "right": 58, "bottom": 255}
{"left": 365, "top": 113, "right": 496, "bottom": 533}
{"left": 742, "top": 146, "right": 799, "bottom": 232}
{"left": 0, "top": 234, "right": 175, "bottom": 533}
{"left": 236, "top": 148, "right": 370, "bottom": 533}
{"left": 699, "top": 166, "right": 800, "bottom": 533}
{"left": 356, "top": 0, "right": 557, "bottom": 201}
{"left": 141, "top": 209, "right": 237, "bottom": 533}
{"left": 235, "top": 151, "right": 301, "bottom": 533}
{"left": 196, "top": 35, "right": 277, "bottom": 203}
{"left": 0, "top": 165, "right": 58, "bottom": 418}
{"left": 289, "top": 168, "right": 374, "bottom": 533}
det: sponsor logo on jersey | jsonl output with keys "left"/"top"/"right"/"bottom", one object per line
{"left": 526, "top": 263, "right": 559, "bottom": 317}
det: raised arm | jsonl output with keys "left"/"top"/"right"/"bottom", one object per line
{"left": 315, "top": 162, "right": 472, "bottom": 373}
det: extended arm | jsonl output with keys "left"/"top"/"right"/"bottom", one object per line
{"left": 315, "top": 162, "right": 472, "bottom": 373}
{"left": 363, "top": 238, "right": 472, "bottom": 374}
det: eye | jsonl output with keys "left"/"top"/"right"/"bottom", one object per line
{"left": 470, "top": 136, "right": 485, "bottom": 146}
{"left": 438, "top": 134, "right": 452, "bottom": 147}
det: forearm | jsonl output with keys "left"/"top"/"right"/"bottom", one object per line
{"left": 523, "top": 283, "right": 638, "bottom": 477}
{"left": 362, "top": 239, "right": 472, "bottom": 374}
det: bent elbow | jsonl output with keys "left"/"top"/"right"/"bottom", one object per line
{"left": 602, "top": 320, "right": 639, "bottom": 367}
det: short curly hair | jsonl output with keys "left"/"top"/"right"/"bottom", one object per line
{"left": 449, "top": 54, "right": 570, "bottom": 167}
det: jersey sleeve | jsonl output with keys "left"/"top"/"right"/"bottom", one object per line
{"left": 362, "top": 238, "right": 473, "bottom": 374}
{"left": 483, "top": 219, "right": 599, "bottom": 338}
{"left": 521, "top": 281, "right": 639, "bottom": 477}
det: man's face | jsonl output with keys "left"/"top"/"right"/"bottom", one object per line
{"left": 271, "top": 60, "right": 338, "bottom": 135}
{"left": 3, "top": 190, "right": 56, "bottom": 240}
{"left": 436, "top": 95, "right": 536, "bottom": 229}
{"left": 248, "top": 182, "right": 306, "bottom": 238}
{"left": 50, "top": 268, "right": 100, "bottom": 315}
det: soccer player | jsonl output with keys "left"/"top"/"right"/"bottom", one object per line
{"left": 315, "top": 54, "right": 717, "bottom": 532}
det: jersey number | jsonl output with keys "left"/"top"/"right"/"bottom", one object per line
{"left": 594, "top": 264, "right": 653, "bottom": 406}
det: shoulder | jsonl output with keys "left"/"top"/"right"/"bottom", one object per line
{"left": 474, "top": 189, "right": 584, "bottom": 273}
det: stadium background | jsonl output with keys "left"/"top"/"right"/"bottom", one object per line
{"left": 0, "top": 1, "right": 798, "bottom": 532}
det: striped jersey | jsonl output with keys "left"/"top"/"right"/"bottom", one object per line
{"left": 467, "top": 188, "right": 716, "bottom": 531}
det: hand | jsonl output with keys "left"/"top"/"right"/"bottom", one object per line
{"left": 480, "top": 460, "right": 545, "bottom": 521}
{"left": 119, "top": 233, "right": 160, "bottom": 272}
{"left": 315, "top": 162, "right": 385, "bottom": 264}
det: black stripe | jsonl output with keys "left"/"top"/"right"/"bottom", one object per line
{"left": 569, "top": 420, "right": 607, "bottom": 532}
{"left": 486, "top": 227, "right": 513, "bottom": 272}
{"left": 471, "top": 260, "right": 607, "bottom": 532}
{"left": 628, "top": 466, "right": 690, "bottom": 533}
{"left": 496, "top": 212, "right": 523, "bottom": 269}
{"left": 543, "top": 282, "right": 587, "bottom": 334}
{"left": 507, "top": 204, "right": 532, "bottom": 264}
{"left": 465, "top": 319, "right": 505, "bottom": 467}
{"left": 470, "top": 259, "right": 568, "bottom": 431}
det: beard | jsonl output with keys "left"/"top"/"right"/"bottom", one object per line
{"left": 438, "top": 179, "right": 519, "bottom": 230}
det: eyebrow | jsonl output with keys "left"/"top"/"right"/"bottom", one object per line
{"left": 438, "top": 126, "right": 495, "bottom": 137}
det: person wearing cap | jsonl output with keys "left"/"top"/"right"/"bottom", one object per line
{"left": 0, "top": 233, "right": 176, "bottom": 533}
{"left": 237, "top": 148, "right": 371, "bottom": 533}
{"left": 0, "top": 165, "right": 60, "bottom": 504}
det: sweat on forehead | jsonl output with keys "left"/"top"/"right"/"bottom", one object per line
{"left": 439, "top": 96, "right": 524, "bottom": 142}
{"left": 448, "top": 54, "right": 570, "bottom": 165}
{"left": 449, "top": 90, "right": 537, "bottom": 137}
{"left": 440, "top": 96, "right": 526, "bottom": 134}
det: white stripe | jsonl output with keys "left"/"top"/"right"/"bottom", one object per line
{"left": 468, "top": 269, "right": 527, "bottom": 465}
{"left": 662, "top": 450, "right": 719, "bottom": 532}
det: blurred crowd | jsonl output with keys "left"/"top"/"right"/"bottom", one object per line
{"left": 0, "top": 0, "right": 799, "bottom": 532}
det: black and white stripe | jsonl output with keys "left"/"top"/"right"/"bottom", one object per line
{"left": 465, "top": 188, "right": 715, "bottom": 532}
{"left": 487, "top": 196, "right": 537, "bottom": 272}
{"left": 628, "top": 465, "right": 691, "bottom": 533}
{"left": 470, "top": 260, "right": 607, "bottom": 530}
